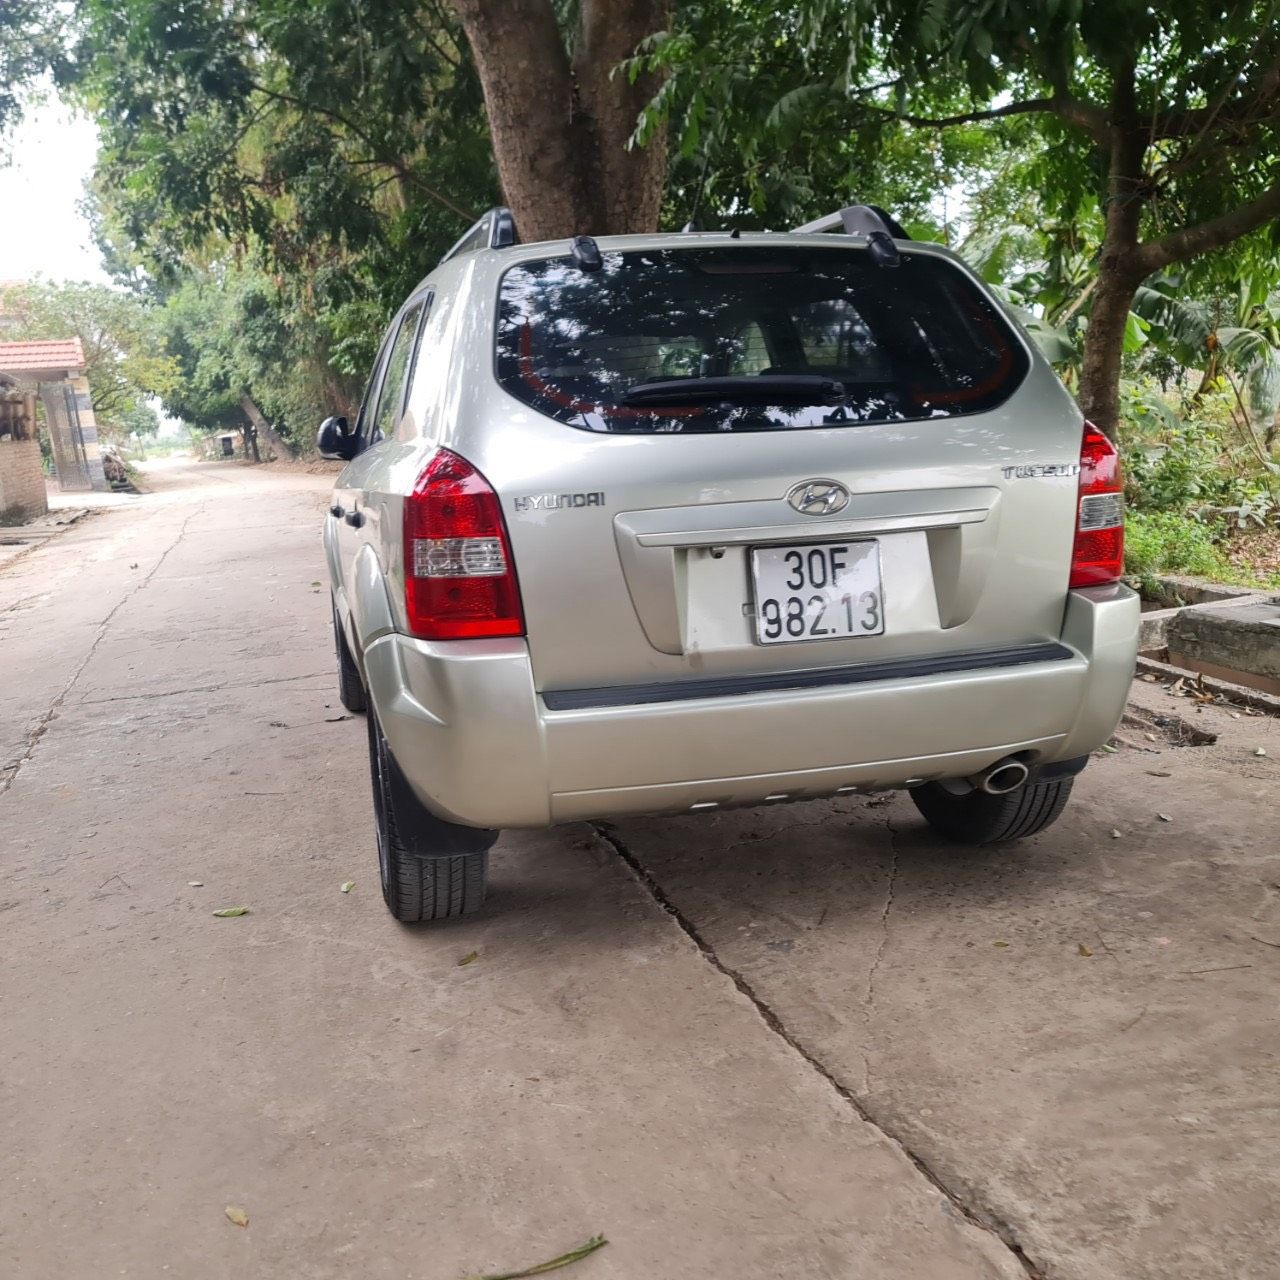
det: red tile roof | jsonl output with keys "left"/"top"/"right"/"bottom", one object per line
{"left": 0, "top": 339, "right": 86, "bottom": 375}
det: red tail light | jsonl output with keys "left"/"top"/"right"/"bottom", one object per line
{"left": 403, "top": 449, "right": 524, "bottom": 639}
{"left": 1069, "top": 422, "right": 1125, "bottom": 588}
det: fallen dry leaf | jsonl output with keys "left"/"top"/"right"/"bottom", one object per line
{"left": 324, "top": 714, "right": 352, "bottom": 723}
{"left": 1157, "top": 813, "right": 1172, "bottom": 823}
{"left": 993, "top": 941, "right": 1010, "bottom": 949}
{"left": 1110, "top": 829, "right": 1122, "bottom": 839}
{"left": 225, "top": 1206, "right": 249, "bottom": 1228}
{"left": 1078, "top": 943, "right": 1093, "bottom": 957}
{"left": 188, "top": 880, "right": 204, "bottom": 887}
{"left": 1255, "top": 747, "right": 1268, "bottom": 757}
{"left": 457, "top": 951, "right": 479, "bottom": 966}
{"left": 1146, "top": 770, "right": 1172, "bottom": 777}
{"left": 340, "top": 880, "right": 355, "bottom": 893}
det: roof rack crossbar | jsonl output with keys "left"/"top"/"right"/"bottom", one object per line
{"left": 438, "top": 206, "right": 518, "bottom": 266}
{"left": 791, "top": 204, "right": 910, "bottom": 241}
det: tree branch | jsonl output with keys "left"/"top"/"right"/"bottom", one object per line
{"left": 1138, "top": 180, "right": 1280, "bottom": 273}
{"left": 250, "top": 83, "right": 478, "bottom": 223}
{"left": 876, "top": 93, "right": 1107, "bottom": 144}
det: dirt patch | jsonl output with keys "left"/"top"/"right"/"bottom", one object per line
{"left": 1119, "top": 702, "right": 1218, "bottom": 747}
{"left": 1223, "top": 526, "right": 1280, "bottom": 587}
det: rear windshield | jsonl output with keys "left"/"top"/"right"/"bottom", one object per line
{"left": 494, "top": 247, "right": 1029, "bottom": 434}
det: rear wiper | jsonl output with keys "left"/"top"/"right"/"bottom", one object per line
{"left": 621, "top": 374, "right": 846, "bottom": 406}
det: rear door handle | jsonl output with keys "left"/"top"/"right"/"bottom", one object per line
{"left": 344, "top": 510, "right": 365, "bottom": 528}
{"left": 330, "top": 503, "right": 344, "bottom": 519}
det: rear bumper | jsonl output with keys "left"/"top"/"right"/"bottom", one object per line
{"left": 364, "top": 583, "right": 1138, "bottom": 828}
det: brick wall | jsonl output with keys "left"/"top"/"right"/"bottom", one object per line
{"left": 0, "top": 437, "right": 48, "bottom": 524}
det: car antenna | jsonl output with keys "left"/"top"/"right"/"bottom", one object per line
{"left": 571, "top": 235, "right": 603, "bottom": 271}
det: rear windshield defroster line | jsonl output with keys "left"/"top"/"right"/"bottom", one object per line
{"left": 494, "top": 247, "right": 1030, "bottom": 435}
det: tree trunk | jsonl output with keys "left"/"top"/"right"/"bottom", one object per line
{"left": 448, "top": 0, "right": 669, "bottom": 240}
{"left": 573, "top": 0, "right": 669, "bottom": 234}
{"left": 1078, "top": 270, "right": 1141, "bottom": 434}
{"left": 1076, "top": 64, "right": 1146, "bottom": 440}
{"left": 239, "top": 393, "right": 295, "bottom": 460}
{"left": 239, "top": 422, "right": 261, "bottom": 463}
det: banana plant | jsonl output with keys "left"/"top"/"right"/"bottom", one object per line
{"left": 1133, "top": 274, "right": 1280, "bottom": 453}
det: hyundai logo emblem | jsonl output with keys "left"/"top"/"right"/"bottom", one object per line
{"left": 787, "top": 479, "right": 850, "bottom": 516}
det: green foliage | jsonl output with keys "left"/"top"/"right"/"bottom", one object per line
{"left": 0, "top": 280, "right": 177, "bottom": 440}
{"left": 0, "top": 2, "right": 62, "bottom": 148}
{"left": 66, "top": 0, "right": 499, "bottom": 432}
{"left": 1124, "top": 510, "right": 1231, "bottom": 579}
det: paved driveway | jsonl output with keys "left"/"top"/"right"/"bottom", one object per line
{"left": 2, "top": 459, "right": 1276, "bottom": 1279}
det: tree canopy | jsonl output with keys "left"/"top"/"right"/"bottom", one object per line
{"left": 0, "top": 280, "right": 175, "bottom": 439}
{"left": 0, "top": 0, "right": 1269, "bottom": 537}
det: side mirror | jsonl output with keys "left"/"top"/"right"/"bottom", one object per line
{"left": 316, "top": 415, "right": 358, "bottom": 461}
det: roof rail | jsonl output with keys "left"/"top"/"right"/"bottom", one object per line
{"left": 438, "top": 207, "right": 519, "bottom": 266}
{"left": 792, "top": 204, "right": 910, "bottom": 241}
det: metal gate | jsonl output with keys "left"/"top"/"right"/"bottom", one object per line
{"left": 40, "top": 381, "right": 92, "bottom": 491}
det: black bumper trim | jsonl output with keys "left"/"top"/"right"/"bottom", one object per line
{"left": 542, "top": 641, "right": 1077, "bottom": 711}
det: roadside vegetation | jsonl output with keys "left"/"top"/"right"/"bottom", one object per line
{"left": 1, "top": 1, "right": 1276, "bottom": 584}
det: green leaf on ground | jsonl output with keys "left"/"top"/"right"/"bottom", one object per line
{"left": 466, "top": 1235, "right": 607, "bottom": 1279}
{"left": 457, "top": 951, "right": 479, "bottom": 967}
{"left": 340, "top": 881, "right": 355, "bottom": 893}
{"left": 212, "top": 906, "right": 249, "bottom": 917}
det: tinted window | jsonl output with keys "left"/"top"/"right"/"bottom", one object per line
{"left": 495, "top": 248, "right": 1028, "bottom": 433}
{"left": 367, "top": 302, "right": 424, "bottom": 443}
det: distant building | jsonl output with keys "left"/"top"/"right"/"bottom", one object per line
{"left": 0, "top": 338, "right": 110, "bottom": 521}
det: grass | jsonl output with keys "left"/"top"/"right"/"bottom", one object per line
{"left": 1125, "top": 510, "right": 1280, "bottom": 590}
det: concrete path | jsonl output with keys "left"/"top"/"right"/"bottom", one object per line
{"left": 1, "top": 459, "right": 1276, "bottom": 1279}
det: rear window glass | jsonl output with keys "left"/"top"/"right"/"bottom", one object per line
{"left": 495, "top": 247, "right": 1029, "bottom": 434}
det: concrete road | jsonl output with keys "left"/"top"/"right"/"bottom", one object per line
{"left": 2, "top": 459, "right": 1276, "bottom": 1280}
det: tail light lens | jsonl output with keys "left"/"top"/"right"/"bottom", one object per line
{"left": 403, "top": 449, "right": 524, "bottom": 639}
{"left": 1069, "top": 422, "right": 1125, "bottom": 588}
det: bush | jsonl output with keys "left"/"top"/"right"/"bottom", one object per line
{"left": 1121, "top": 416, "right": 1225, "bottom": 513}
{"left": 1124, "top": 510, "right": 1230, "bottom": 578}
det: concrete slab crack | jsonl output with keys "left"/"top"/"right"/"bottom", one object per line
{"left": 589, "top": 819, "right": 1044, "bottom": 1280}
{"left": 862, "top": 814, "right": 899, "bottom": 1095}
{"left": 77, "top": 670, "right": 333, "bottom": 706}
{"left": 1, "top": 506, "right": 201, "bottom": 797}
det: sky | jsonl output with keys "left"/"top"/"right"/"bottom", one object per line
{"left": 0, "top": 89, "right": 108, "bottom": 284}
{"left": 0, "top": 91, "right": 187, "bottom": 436}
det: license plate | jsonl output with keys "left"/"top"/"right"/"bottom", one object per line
{"left": 751, "top": 541, "right": 884, "bottom": 645}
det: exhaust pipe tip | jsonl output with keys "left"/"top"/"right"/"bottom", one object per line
{"left": 974, "top": 757, "right": 1030, "bottom": 796}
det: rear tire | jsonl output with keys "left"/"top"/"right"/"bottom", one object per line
{"left": 366, "top": 709, "right": 493, "bottom": 922}
{"left": 910, "top": 776, "right": 1074, "bottom": 845}
{"left": 332, "top": 602, "right": 367, "bottom": 714}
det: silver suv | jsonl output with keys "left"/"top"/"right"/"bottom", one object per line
{"left": 320, "top": 205, "right": 1138, "bottom": 923}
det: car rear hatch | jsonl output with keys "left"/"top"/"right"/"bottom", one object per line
{"left": 481, "top": 240, "right": 1085, "bottom": 699}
